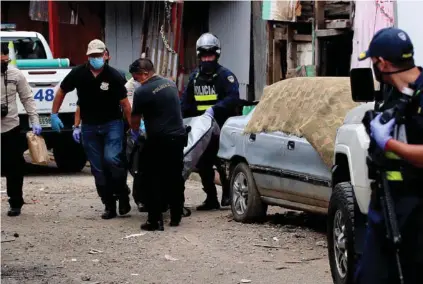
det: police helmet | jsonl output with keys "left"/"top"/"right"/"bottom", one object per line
{"left": 196, "top": 33, "right": 221, "bottom": 58}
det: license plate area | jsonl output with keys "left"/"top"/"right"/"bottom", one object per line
{"left": 29, "top": 115, "right": 51, "bottom": 128}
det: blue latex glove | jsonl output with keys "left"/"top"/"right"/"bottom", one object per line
{"left": 32, "top": 124, "right": 42, "bottom": 135}
{"left": 205, "top": 107, "right": 214, "bottom": 117}
{"left": 73, "top": 127, "right": 81, "bottom": 143}
{"left": 130, "top": 129, "right": 140, "bottom": 141}
{"left": 51, "top": 113, "right": 64, "bottom": 133}
{"left": 140, "top": 120, "right": 146, "bottom": 133}
{"left": 370, "top": 113, "right": 395, "bottom": 150}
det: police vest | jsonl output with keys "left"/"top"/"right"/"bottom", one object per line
{"left": 384, "top": 88, "right": 423, "bottom": 188}
{"left": 193, "top": 71, "right": 220, "bottom": 112}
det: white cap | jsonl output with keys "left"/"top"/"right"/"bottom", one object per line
{"left": 86, "top": 39, "right": 106, "bottom": 56}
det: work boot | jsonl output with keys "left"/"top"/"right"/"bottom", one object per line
{"left": 140, "top": 220, "right": 164, "bottom": 231}
{"left": 101, "top": 201, "right": 117, "bottom": 220}
{"left": 170, "top": 207, "right": 183, "bottom": 227}
{"left": 196, "top": 198, "right": 220, "bottom": 211}
{"left": 170, "top": 217, "right": 181, "bottom": 227}
{"left": 141, "top": 215, "right": 164, "bottom": 231}
{"left": 7, "top": 207, "right": 21, "bottom": 217}
{"left": 118, "top": 195, "right": 131, "bottom": 216}
{"left": 182, "top": 207, "right": 192, "bottom": 217}
{"left": 221, "top": 192, "right": 231, "bottom": 207}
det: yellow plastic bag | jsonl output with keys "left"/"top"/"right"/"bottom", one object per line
{"left": 26, "top": 132, "right": 49, "bottom": 165}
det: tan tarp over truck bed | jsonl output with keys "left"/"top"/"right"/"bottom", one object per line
{"left": 244, "top": 77, "right": 360, "bottom": 168}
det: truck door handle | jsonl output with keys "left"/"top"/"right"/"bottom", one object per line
{"left": 31, "top": 83, "right": 57, "bottom": 87}
{"left": 249, "top": 133, "right": 256, "bottom": 142}
{"left": 287, "top": 141, "right": 295, "bottom": 150}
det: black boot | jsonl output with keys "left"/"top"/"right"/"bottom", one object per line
{"left": 7, "top": 207, "right": 21, "bottom": 217}
{"left": 118, "top": 195, "right": 131, "bottom": 216}
{"left": 221, "top": 189, "right": 231, "bottom": 207}
{"left": 196, "top": 197, "right": 220, "bottom": 211}
{"left": 141, "top": 214, "right": 164, "bottom": 231}
{"left": 101, "top": 201, "right": 117, "bottom": 220}
{"left": 170, "top": 207, "right": 182, "bottom": 227}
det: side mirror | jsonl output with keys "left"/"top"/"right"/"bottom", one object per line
{"left": 350, "top": 68, "right": 376, "bottom": 102}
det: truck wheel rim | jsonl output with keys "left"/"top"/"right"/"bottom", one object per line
{"left": 233, "top": 172, "right": 248, "bottom": 215}
{"left": 333, "top": 210, "right": 348, "bottom": 278}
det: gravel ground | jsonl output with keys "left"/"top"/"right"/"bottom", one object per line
{"left": 1, "top": 163, "right": 333, "bottom": 284}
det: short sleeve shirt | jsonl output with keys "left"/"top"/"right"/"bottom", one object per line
{"left": 132, "top": 75, "right": 185, "bottom": 138}
{"left": 60, "top": 64, "right": 127, "bottom": 125}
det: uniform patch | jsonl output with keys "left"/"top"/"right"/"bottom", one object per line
{"left": 227, "top": 75, "right": 234, "bottom": 83}
{"left": 398, "top": 32, "right": 407, "bottom": 41}
{"left": 100, "top": 82, "right": 109, "bottom": 91}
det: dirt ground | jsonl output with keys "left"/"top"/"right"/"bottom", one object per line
{"left": 1, "top": 163, "right": 333, "bottom": 284}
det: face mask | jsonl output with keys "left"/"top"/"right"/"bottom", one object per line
{"left": 1, "top": 61, "right": 8, "bottom": 74}
{"left": 373, "top": 62, "right": 383, "bottom": 82}
{"left": 89, "top": 57, "right": 104, "bottom": 70}
{"left": 373, "top": 60, "right": 415, "bottom": 83}
{"left": 200, "top": 61, "right": 217, "bottom": 74}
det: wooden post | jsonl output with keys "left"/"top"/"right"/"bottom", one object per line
{"left": 314, "top": 0, "right": 325, "bottom": 76}
{"left": 273, "top": 39, "right": 281, "bottom": 83}
{"left": 48, "top": 0, "right": 59, "bottom": 57}
{"left": 267, "top": 21, "right": 275, "bottom": 85}
{"left": 286, "top": 24, "right": 297, "bottom": 72}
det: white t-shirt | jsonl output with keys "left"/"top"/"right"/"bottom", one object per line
{"left": 124, "top": 78, "right": 141, "bottom": 107}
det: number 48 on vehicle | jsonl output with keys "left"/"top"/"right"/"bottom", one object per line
{"left": 34, "top": 89, "right": 55, "bottom": 102}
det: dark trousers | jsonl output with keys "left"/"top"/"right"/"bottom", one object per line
{"left": 197, "top": 134, "right": 229, "bottom": 200}
{"left": 81, "top": 119, "right": 128, "bottom": 206}
{"left": 141, "top": 135, "right": 185, "bottom": 222}
{"left": 355, "top": 199, "right": 423, "bottom": 284}
{"left": 1, "top": 126, "right": 25, "bottom": 208}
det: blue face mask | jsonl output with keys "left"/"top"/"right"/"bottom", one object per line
{"left": 89, "top": 57, "right": 104, "bottom": 70}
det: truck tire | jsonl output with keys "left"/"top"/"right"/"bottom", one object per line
{"left": 54, "top": 141, "right": 87, "bottom": 173}
{"left": 230, "top": 162, "right": 267, "bottom": 223}
{"left": 327, "top": 182, "right": 357, "bottom": 284}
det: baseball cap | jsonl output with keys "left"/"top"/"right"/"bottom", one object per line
{"left": 86, "top": 39, "right": 106, "bottom": 56}
{"left": 358, "top": 28, "right": 414, "bottom": 63}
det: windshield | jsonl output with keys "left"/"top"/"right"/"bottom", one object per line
{"left": 1, "top": 37, "right": 47, "bottom": 59}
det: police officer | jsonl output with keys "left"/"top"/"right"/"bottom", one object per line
{"left": 355, "top": 27, "right": 423, "bottom": 284}
{"left": 51, "top": 39, "right": 132, "bottom": 219}
{"left": 181, "top": 32, "right": 240, "bottom": 210}
{"left": 1, "top": 45, "right": 42, "bottom": 217}
{"left": 130, "top": 58, "right": 186, "bottom": 231}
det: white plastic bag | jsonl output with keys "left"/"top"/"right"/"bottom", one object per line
{"left": 182, "top": 114, "right": 220, "bottom": 180}
{"left": 26, "top": 132, "right": 49, "bottom": 165}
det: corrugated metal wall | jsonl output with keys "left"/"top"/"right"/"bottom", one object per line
{"left": 209, "top": 1, "right": 251, "bottom": 100}
{"left": 105, "top": 1, "right": 139, "bottom": 73}
{"left": 105, "top": 1, "right": 179, "bottom": 79}
{"left": 252, "top": 0, "right": 267, "bottom": 100}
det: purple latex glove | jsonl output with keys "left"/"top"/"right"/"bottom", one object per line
{"left": 73, "top": 127, "right": 81, "bottom": 143}
{"left": 370, "top": 113, "right": 395, "bottom": 150}
{"left": 205, "top": 107, "right": 214, "bottom": 117}
{"left": 32, "top": 124, "right": 42, "bottom": 135}
{"left": 130, "top": 129, "right": 140, "bottom": 141}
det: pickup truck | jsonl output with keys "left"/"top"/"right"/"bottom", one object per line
{"left": 0, "top": 29, "right": 86, "bottom": 172}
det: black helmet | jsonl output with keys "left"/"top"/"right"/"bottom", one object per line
{"left": 196, "top": 33, "right": 221, "bottom": 58}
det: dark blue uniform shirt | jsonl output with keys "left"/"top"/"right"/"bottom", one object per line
{"left": 181, "top": 64, "right": 240, "bottom": 126}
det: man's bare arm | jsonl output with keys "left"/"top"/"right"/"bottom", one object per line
{"left": 52, "top": 88, "right": 66, "bottom": 114}
{"left": 120, "top": 98, "right": 132, "bottom": 128}
{"left": 74, "top": 106, "right": 81, "bottom": 126}
{"left": 386, "top": 139, "right": 423, "bottom": 168}
{"left": 131, "top": 114, "right": 141, "bottom": 131}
